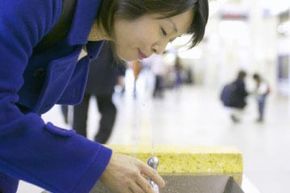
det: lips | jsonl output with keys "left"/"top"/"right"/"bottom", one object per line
{"left": 138, "top": 49, "right": 148, "bottom": 60}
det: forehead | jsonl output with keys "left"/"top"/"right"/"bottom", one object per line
{"left": 152, "top": 9, "right": 193, "bottom": 34}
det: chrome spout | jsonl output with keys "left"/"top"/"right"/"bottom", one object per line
{"left": 147, "top": 156, "right": 160, "bottom": 193}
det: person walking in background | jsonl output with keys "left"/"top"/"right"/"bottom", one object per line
{"left": 146, "top": 54, "right": 166, "bottom": 98}
{"left": 253, "top": 73, "right": 270, "bottom": 122}
{"left": 131, "top": 60, "right": 143, "bottom": 98}
{"left": 220, "top": 70, "right": 248, "bottom": 123}
{"left": 62, "top": 42, "right": 126, "bottom": 143}
{"left": 174, "top": 56, "right": 184, "bottom": 89}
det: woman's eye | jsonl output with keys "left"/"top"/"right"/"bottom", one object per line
{"left": 161, "top": 28, "right": 167, "bottom": 36}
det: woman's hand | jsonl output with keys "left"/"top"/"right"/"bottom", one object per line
{"left": 99, "top": 152, "right": 165, "bottom": 193}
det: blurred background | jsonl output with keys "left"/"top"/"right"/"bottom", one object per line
{"left": 19, "top": 0, "right": 290, "bottom": 192}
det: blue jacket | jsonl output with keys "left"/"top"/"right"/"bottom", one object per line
{"left": 0, "top": 0, "right": 112, "bottom": 192}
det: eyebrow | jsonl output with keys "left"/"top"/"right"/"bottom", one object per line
{"left": 167, "top": 18, "right": 178, "bottom": 33}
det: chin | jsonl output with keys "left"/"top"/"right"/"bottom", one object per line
{"left": 118, "top": 52, "right": 138, "bottom": 61}
{"left": 115, "top": 46, "right": 138, "bottom": 61}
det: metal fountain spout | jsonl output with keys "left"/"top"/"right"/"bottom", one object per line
{"left": 147, "top": 156, "right": 160, "bottom": 193}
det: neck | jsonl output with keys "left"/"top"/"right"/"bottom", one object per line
{"left": 88, "top": 22, "right": 111, "bottom": 41}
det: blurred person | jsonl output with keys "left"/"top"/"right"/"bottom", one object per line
{"left": 0, "top": 0, "right": 208, "bottom": 192}
{"left": 131, "top": 60, "right": 143, "bottom": 98}
{"left": 184, "top": 66, "right": 194, "bottom": 85}
{"left": 62, "top": 42, "right": 126, "bottom": 143}
{"left": 145, "top": 54, "right": 167, "bottom": 98}
{"left": 220, "top": 70, "right": 248, "bottom": 123}
{"left": 253, "top": 73, "right": 270, "bottom": 123}
{"left": 174, "top": 56, "right": 184, "bottom": 88}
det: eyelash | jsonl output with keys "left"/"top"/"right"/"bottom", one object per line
{"left": 161, "top": 27, "right": 167, "bottom": 36}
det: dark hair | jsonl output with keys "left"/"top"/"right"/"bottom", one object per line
{"left": 97, "top": 0, "right": 209, "bottom": 47}
{"left": 237, "top": 70, "right": 247, "bottom": 80}
{"left": 253, "top": 73, "right": 261, "bottom": 81}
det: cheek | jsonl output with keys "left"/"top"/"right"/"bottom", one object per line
{"left": 114, "top": 36, "right": 134, "bottom": 60}
{"left": 113, "top": 19, "right": 160, "bottom": 60}
{"left": 137, "top": 24, "right": 160, "bottom": 41}
{"left": 123, "top": 26, "right": 159, "bottom": 47}
{"left": 114, "top": 39, "right": 138, "bottom": 61}
{"left": 114, "top": 25, "right": 138, "bottom": 50}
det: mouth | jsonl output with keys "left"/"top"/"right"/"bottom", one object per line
{"left": 138, "top": 49, "right": 148, "bottom": 60}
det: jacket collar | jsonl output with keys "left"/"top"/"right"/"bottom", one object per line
{"left": 67, "top": 0, "right": 102, "bottom": 45}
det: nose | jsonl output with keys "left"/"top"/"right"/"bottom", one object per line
{"left": 151, "top": 40, "right": 168, "bottom": 55}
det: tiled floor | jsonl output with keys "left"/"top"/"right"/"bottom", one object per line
{"left": 17, "top": 82, "right": 290, "bottom": 193}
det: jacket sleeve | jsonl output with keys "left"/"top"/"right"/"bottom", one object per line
{"left": 0, "top": 1, "right": 112, "bottom": 193}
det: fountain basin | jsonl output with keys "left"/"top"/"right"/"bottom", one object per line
{"left": 92, "top": 175, "right": 244, "bottom": 193}
{"left": 92, "top": 145, "right": 243, "bottom": 193}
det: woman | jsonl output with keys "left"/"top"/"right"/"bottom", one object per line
{"left": 252, "top": 73, "right": 270, "bottom": 122}
{"left": 0, "top": 0, "right": 208, "bottom": 192}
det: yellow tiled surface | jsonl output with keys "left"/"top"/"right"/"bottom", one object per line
{"left": 108, "top": 145, "right": 243, "bottom": 184}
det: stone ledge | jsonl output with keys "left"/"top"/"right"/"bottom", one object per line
{"left": 107, "top": 145, "right": 243, "bottom": 184}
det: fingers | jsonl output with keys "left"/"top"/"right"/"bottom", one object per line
{"left": 139, "top": 162, "right": 165, "bottom": 188}
{"left": 136, "top": 174, "right": 155, "bottom": 193}
{"left": 129, "top": 181, "right": 146, "bottom": 193}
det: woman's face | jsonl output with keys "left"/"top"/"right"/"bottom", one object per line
{"left": 113, "top": 9, "right": 193, "bottom": 61}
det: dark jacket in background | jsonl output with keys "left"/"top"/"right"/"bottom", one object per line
{"left": 66, "top": 42, "right": 126, "bottom": 143}
{"left": 231, "top": 79, "right": 248, "bottom": 109}
{"left": 86, "top": 43, "right": 126, "bottom": 95}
